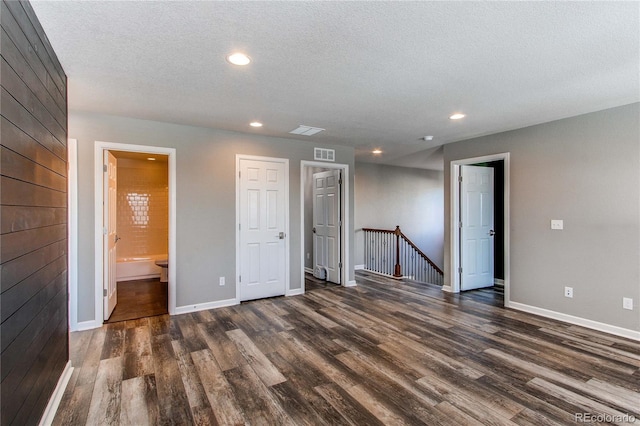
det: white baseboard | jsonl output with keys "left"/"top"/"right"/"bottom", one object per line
{"left": 509, "top": 301, "right": 640, "bottom": 342}
{"left": 354, "top": 264, "right": 365, "bottom": 270}
{"left": 441, "top": 285, "right": 454, "bottom": 293}
{"left": 39, "top": 361, "right": 73, "bottom": 426}
{"left": 344, "top": 280, "right": 357, "bottom": 287}
{"left": 175, "top": 298, "right": 238, "bottom": 315}
{"left": 287, "top": 288, "right": 304, "bottom": 296}
{"left": 304, "top": 267, "right": 314, "bottom": 274}
{"left": 72, "top": 320, "right": 101, "bottom": 332}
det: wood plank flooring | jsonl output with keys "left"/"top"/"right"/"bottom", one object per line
{"left": 55, "top": 272, "right": 640, "bottom": 425}
{"left": 105, "top": 279, "right": 168, "bottom": 323}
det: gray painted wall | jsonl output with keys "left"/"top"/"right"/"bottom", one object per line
{"left": 354, "top": 162, "right": 444, "bottom": 269}
{"left": 70, "top": 111, "right": 355, "bottom": 322}
{"left": 443, "top": 103, "right": 640, "bottom": 331}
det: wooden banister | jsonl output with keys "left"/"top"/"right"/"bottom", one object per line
{"left": 397, "top": 229, "right": 444, "bottom": 275}
{"left": 394, "top": 226, "right": 402, "bottom": 277}
{"left": 362, "top": 227, "right": 395, "bottom": 234}
{"left": 362, "top": 225, "right": 443, "bottom": 285}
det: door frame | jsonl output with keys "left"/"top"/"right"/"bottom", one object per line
{"left": 300, "top": 161, "right": 351, "bottom": 292}
{"left": 68, "top": 139, "right": 79, "bottom": 331}
{"left": 94, "top": 141, "right": 177, "bottom": 323}
{"left": 449, "top": 153, "right": 510, "bottom": 306}
{"left": 235, "top": 154, "right": 291, "bottom": 302}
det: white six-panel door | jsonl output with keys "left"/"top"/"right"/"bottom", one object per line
{"left": 239, "top": 157, "right": 288, "bottom": 301}
{"left": 461, "top": 165, "right": 495, "bottom": 291}
{"left": 313, "top": 170, "right": 341, "bottom": 284}
{"left": 104, "top": 151, "right": 118, "bottom": 319}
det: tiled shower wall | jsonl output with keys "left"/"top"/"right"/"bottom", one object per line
{"left": 116, "top": 158, "right": 168, "bottom": 258}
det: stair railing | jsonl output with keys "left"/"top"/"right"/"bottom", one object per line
{"left": 362, "top": 226, "right": 444, "bottom": 285}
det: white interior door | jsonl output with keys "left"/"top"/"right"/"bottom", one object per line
{"left": 103, "top": 151, "right": 118, "bottom": 319}
{"left": 313, "top": 170, "right": 341, "bottom": 284}
{"left": 239, "top": 158, "right": 288, "bottom": 301}
{"left": 460, "top": 165, "right": 495, "bottom": 291}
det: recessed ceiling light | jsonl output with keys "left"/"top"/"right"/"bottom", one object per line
{"left": 372, "top": 149, "right": 382, "bottom": 154}
{"left": 226, "top": 52, "right": 251, "bottom": 66}
{"left": 250, "top": 121, "right": 263, "bottom": 127}
{"left": 147, "top": 157, "right": 156, "bottom": 161}
{"left": 449, "top": 113, "right": 466, "bottom": 120}
{"left": 423, "top": 135, "right": 434, "bottom": 141}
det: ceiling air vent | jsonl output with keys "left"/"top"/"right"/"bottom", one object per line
{"left": 314, "top": 147, "right": 335, "bottom": 162}
{"left": 289, "top": 125, "right": 325, "bottom": 136}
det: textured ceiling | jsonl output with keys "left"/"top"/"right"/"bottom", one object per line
{"left": 31, "top": 1, "right": 639, "bottom": 170}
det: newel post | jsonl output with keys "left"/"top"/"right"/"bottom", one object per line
{"left": 393, "top": 226, "right": 402, "bottom": 277}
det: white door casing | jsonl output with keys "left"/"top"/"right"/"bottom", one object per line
{"left": 238, "top": 157, "right": 289, "bottom": 301}
{"left": 313, "top": 170, "right": 341, "bottom": 284}
{"left": 94, "top": 141, "right": 176, "bottom": 329}
{"left": 460, "top": 165, "right": 495, "bottom": 290}
{"left": 104, "top": 151, "right": 118, "bottom": 319}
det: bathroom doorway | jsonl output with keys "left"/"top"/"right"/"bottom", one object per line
{"left": 105, "top": 150, "right": 169, "bottom": 322}
{"left": 94, "top": 142, "right": 177, "bottom": 325}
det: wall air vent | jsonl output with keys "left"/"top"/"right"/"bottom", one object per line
{"left": 289, "top": 125, "right": 325, "bottom": 136}
{"left": 314, "top": 147, "right": 335, "bottom": 162}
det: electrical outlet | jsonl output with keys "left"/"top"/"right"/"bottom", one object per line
{"left": 551, "top": 219, "right": 564, "bottom": 230}
{"left": 564, "top": 286, "right": 573, "bottom": 298}
{"left": 219, "top": 276, "right": 225, "bottom": 286}
{"left": 623, "top": 297, "right": 633, "bottom": 310}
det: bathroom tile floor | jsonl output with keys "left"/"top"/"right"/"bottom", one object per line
{"left": 105, "top": 278, "right": 168, "bottom": 323}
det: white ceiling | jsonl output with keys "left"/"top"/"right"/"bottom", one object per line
{"left": 31, "top": 1, "right": 639, "bottom": 171}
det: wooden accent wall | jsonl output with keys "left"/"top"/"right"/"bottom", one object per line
{"left": 0, "top": 1, "right": 68, "bottom": 424}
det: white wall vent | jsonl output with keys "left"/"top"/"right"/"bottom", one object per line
{"left": 290, "top": 125, "right": 325, "bottom": 136}
{"left": 314, "top": 147, "right": 335, "bottom": 162}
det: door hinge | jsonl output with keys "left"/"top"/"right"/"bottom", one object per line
{"left": 238, "top": 223, "right": 241, "bottom": 231}
{"left": 459, "top": 221, "right": 462, "bottom": 229}
{"left": 339, "top": 262, "right": 342, "bottom": 269}
{"left": 239, "top": 275, "right": 241, "bottom": 282}
{"left": 458, "top": 267, "right": 463, "bottom": 274}
{"left": 103, "top": 288, "right": 107, "bottom": 297}
{"left": 238, "top": 171, "right": 241, "bottom": 179}
{"left": 338, "top": 179, "right": 342, "bottom": 185}
{"left": 103, "top": 227, "right": 107, "bottom": 235}
{"left": 103, "top": 164, "right": 108, "bottom": 172}
{"left": 458, "top": 175, "right": 462, "bottom": 183}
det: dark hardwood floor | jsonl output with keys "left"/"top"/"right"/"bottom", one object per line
{"left": 105, "top": 279, "right": 168, "bottom": 323}
{"left": 304, "top": 272, "right": 341, "bottom": 291}
{"left": 55, "top": 271, "right": 639, "bottom": 425}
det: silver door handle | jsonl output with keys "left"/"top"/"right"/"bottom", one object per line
{"left": 489, "top": 230, "right": 496, "bottom": 236}
{"left": 278, "top": 232, "right": 285, "bottom": 239}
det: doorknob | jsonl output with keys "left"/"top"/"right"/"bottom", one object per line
{"left": 489, "top": 230, "right": 496, "bottom": 236}
{"left": 312, "top": 227, "right": 316, "bottom": 234}
{"left": 278, "top": 232, "right": 285, "bottom": 239}
{"left": 115, "top": 234, "right": 122, "bottom": 243}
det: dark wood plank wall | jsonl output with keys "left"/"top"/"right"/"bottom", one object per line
{"left": 0, "top": 0, "right": 68, "bottom": 424}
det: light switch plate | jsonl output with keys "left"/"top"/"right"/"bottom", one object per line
{"left": 551, "top": 219, "right": 564, "bottom": 230}
{"left": 623, "top": 297, "right": 633, "bottom": 310}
